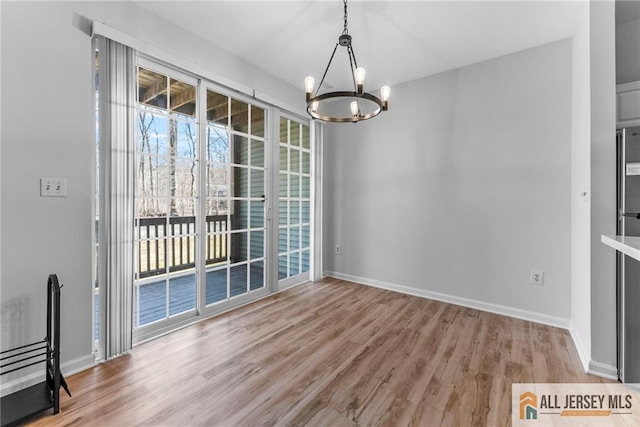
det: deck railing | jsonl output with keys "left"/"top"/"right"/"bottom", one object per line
{"left": 137, "top": 215, "right": 227, "bottom": 279}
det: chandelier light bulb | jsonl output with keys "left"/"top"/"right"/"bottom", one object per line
{"left": 380, "top": 86, "right": 391, "bottom": 102}
{"left": 304, "top": 76, "right": 315, "bottom": 102}
{"left": 304, "top": 76, "right": 315, "bottom": 93}
{"left": 350, "top": 101, "right": 359, "bottom": 116}
{"left": 311, "top": 100, "right": 319, "bottom": 112}
{"left": 354, "top": 67, "right": 366, "bottom": 94}
{"left": 380, "top": 86, "right": 391, "bottom": 111}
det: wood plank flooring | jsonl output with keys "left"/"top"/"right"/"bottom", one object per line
{"left": 28, "top": 278, "right": 611, "bottom": 426}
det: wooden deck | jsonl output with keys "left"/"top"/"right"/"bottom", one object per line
{"left": 94, "top": 266, "right": 265, "bottom": 338}
{"left": 138, "top": 265, "right": 265, "bottom": 325}
{"left": 36, "top": 278, "right": 610, "bottom": 426}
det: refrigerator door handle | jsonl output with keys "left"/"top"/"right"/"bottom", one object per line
{"left": 620, "top": 211, "right": 640, "bottom": 219}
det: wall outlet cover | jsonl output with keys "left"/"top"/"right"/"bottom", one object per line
{"left": 530, "top": 270, "right": 544, "bottom": 285}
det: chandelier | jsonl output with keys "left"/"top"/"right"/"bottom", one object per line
{"left": 304, "top": 0, "right": 390, "bottom": 123}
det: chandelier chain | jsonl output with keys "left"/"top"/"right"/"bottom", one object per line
{"left": 343, "top": 0, "right": 349, "bottom": 35}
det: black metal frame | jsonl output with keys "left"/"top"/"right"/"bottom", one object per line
{"left": 307, "top": 90, "right": 385, "bottom": 123}
{"left": 305, "top": 0, "right": 388, "bottom": 123}
{"left": 0, "top": 274, "right": 71, "bottom": 427}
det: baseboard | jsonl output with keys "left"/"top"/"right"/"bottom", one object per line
{"left": 63, "top": 353, "right": 97, "bottom": 376}
{"left": 326, "top": 271, "right": 571, "bottom": 330}
{"left": 568, "top": 323, "right": 591, "bottom": 372}
{"left": 587, "top": 360, "right": 619, "bottom": 381}
{"left": 567, "top": 323, "right": 618, "bottom": 381}
{"left": 0, "top": 354, "right": 95, "bottom": 398}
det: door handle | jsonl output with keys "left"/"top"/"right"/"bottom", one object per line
{"left": 620, "top": 212, "right": 640, "bottom": 219}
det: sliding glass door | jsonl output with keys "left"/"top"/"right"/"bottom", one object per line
{"left": 132, "top": 59, "right": 271, "bottom": 341}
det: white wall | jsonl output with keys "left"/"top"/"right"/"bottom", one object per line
{"left": 0, "top": 0, "right": 304, "bottom": 386}
{"left": 570, "top": 1, "right": 618, "bottom": 378}
{"left": 589, "top": 0, "right": 617, "bottom": 373}
{"left": 616, "top": 17, "right": 640, "bottom": 84}
{"left": 1, "top": 1, "right": 95, "bottom": 375}
{"left": 570, "top": 1, "right": 592, "bottom": 371}
{"left": 324, "top": 39, "right": 573, "bottom": 324}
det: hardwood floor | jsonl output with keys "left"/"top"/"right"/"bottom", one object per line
{"left": 29, "top": 278, "right": 610, "bottom": 426}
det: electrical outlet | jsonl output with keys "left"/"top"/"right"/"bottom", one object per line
{"left": 335, "top": 245, "right": 341, "bottom": 255}
{"left": 530, "top": 270, "right": 544, "bottom": 285}
{"left": 40, "top": 178, "right": 67, "bottom": 197}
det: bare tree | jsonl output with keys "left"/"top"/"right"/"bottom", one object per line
{"left": 183, "top": 122, "right": 197, "bottom": 199}
{"left": 137, "top": 112, "right": 155, "bottom": 216}
{"left": 206, "top": 127, "right": 229, "bottom": 215}
{"left": 169, "top": 118, "right": 177, "bottom": 216}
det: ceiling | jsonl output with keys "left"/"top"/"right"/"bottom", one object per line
{"left": 134, "top": 1, "right": 636, "bottom": 93}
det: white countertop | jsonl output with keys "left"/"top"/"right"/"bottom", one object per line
{"left": 601, "top": 234, "right": 640, "bottom": 262}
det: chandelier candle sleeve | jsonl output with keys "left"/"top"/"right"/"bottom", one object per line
{"left": 303, "top": 0, "right": 390, "bottom": 123}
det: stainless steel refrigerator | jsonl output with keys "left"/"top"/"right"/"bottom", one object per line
{"left": 617, "top": 126, "right": 640, "bottom": 384}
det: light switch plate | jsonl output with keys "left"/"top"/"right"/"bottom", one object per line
{"left": 40, "top": 178, "right": 67, "bottom": 197}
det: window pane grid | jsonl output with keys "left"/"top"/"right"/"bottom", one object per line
{"left": 278, "top": 117, "right": 311, "bottom": 281}
{"left": 135, "top": 65, "right": 199, "bottom": 327}
{"left": 204, "top": 89, "right": 266, "bottom": 307}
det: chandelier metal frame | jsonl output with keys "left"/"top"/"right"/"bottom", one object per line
{"left": 304, "top": 0, "right": 390, "bottom": 123}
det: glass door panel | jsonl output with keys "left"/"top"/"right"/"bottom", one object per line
{"left": 204, "top": 89, "right": 266, "bottom": 307}
{"left": 135, "top": 65, "right": 199, "bottom": 329}
{"left": 278, "top": 116, "right": 312, "bottom": 284}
